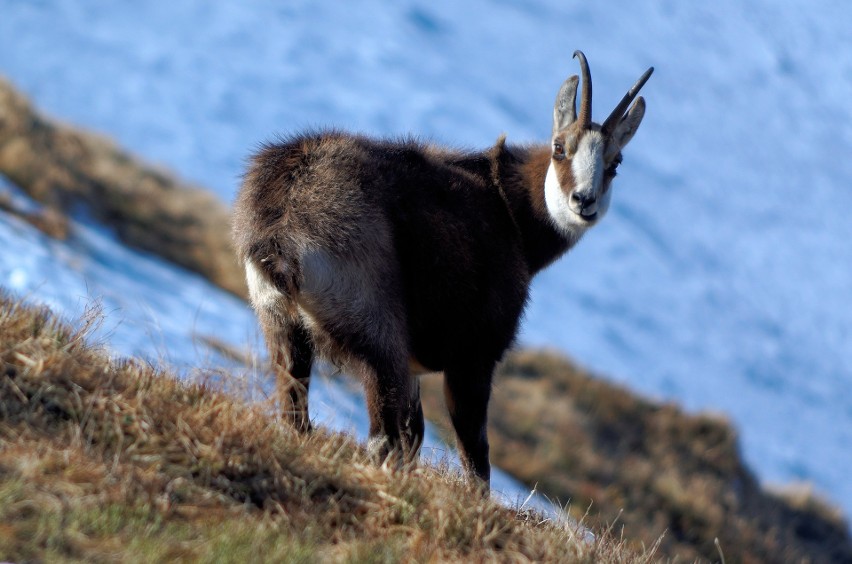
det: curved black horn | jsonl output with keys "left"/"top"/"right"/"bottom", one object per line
{"left": 572, "top": 50, "right": 592, "bottom": 130}
{"left": 601, "top": 66, "right": 654, "bottom": 136}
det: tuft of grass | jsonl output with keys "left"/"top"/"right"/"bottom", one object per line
{"left": 0, "top": 292, "right": 653, "bottom": 563}
{"left": 421, "top": 350, "right": 852, "bottom": 562}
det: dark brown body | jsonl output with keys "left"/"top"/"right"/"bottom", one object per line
{"left": 232, "top": 53, "right": 651, "bottom": 483}
{"left": 233, "top": 132, "right": 569, "bottom": 480}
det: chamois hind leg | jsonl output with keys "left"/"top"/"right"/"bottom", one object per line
{"left": 297, "top": 247, "right": 423, "bottom": 465}
{"left": 258, "top": 308, "right": 314, "bottom": 433}
{"left": 443, "top": 359, "right": 495, "bottom": 485}
{"left": 360, "top": 350, "right": 425, "bottom": 467}
{"left": 318, "top": 301, "right": 424, "bottom": 463}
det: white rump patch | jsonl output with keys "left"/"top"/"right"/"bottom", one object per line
{"left": 245, "top": 260, "right": 282, "bottom": 310}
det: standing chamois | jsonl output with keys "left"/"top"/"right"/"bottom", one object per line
{"left": 233, "top": 51, "right": 653, "bottom": 484}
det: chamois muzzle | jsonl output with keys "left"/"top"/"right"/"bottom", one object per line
{"left": 601, "top": 66, "right": 655, "bottom": 137}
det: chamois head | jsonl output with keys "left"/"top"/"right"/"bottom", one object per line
{"left": 545, "top": 50, "right": 653, "bottom": 237}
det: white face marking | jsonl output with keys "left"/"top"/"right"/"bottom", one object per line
{"left": 544, "top": 131, "right": 612, "bottom": 240}
{"left": 571, "top": 132, "right": 605, "bottom": 200}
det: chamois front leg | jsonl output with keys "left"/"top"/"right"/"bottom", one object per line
{"left": 259, "top": 310, "right": 314, "bottom": 433}
{"left": 443, "top": 360, "right": 495, "bottom": 485}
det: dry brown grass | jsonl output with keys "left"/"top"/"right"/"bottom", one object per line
{"left": 421, "top": 350, "right": 852, "bottom": 563}
{"left": 0, "top": 292, "right": 656, "bottom": 563}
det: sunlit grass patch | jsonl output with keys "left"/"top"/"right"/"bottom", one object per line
{"left": 0, "top": 292, "right": 652, "bottom": 563}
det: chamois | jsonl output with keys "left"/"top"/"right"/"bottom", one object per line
{"left": 232, "top": 51, "right": 653, "bottom": 484}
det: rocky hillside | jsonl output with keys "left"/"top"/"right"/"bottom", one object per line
{"left": 421, "top": 352, "right": 851, "bottom": 562}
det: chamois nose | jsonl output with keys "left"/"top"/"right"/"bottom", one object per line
{"left": 570, "top": 191, "right": 596, "bottom": 212}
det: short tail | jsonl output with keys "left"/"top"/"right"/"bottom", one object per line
{"left": 244, "top": 244, "right": 302, "bottom": 321}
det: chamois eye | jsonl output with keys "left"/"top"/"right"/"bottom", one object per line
{"left": 605, "top": 156, "right": 622, "bottom": 177}
{"left": 553, "top": 143, "right": 565, "bottom": 159}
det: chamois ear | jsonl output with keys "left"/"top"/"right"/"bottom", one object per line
{"left": 610, "top": 96, "right": 646, "bottom": 152}
{"left": 552, "top": 75, "right": 579, "bottom": 135}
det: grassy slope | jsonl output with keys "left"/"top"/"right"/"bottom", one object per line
{"left": 0, "top": 293, "right": 646, "bottom": 563}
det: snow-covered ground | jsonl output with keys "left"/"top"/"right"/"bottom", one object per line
{"left": 1, "top": 1, "right": 851, "bottom": 520}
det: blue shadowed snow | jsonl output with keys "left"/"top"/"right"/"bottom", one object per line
{"left": 1, "top": 1, "right": 851, "bottom": 521}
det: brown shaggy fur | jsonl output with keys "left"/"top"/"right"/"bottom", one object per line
{"left": 232, "top": 55, "right": 650, "bottom": 482}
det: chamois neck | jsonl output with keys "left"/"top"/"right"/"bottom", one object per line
{"left": 489, "top": 140, "right": 576, "bottom": 274}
